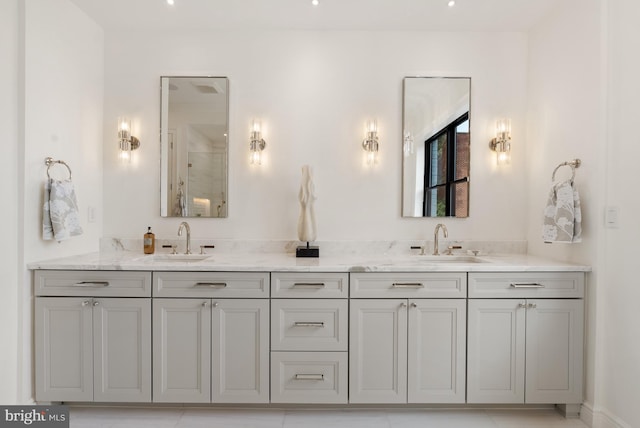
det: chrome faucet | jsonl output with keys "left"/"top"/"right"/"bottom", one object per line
{"left": 177, "top": 221, "right": 192, "bottom": 255}
{"left": 433, "top": 223, "right": 448, "bottom": 256}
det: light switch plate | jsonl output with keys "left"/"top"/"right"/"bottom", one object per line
{"left": 605, "top": 206, "right": 619, "bottom": 228}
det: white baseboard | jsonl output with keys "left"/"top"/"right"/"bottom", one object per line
{"left": 581, "top": 403, "right": 594, "bottom": 427}
{"left": 581, "top": 402, "right": 632, "bottom": 428}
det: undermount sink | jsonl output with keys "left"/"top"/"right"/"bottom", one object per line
{"left": 412, "top": 255, "right": 487, "bottom": 263}
{"left": 147, "top": 254, "right": 212, "bottom": 262}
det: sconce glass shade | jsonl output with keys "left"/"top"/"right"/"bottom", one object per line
{"left": 490, "top": 118, "right": 511, "bottom": 166}
{"left": 118, "top": 116, "right": 140, "bottom": 163}
{"left": 249, "top": 119, "right": 266, "bottom": 165}
{"left": 496, "top": 148, "right": 511, "bottom": 165}
{"left": 362, "top": 119, "right": 380, "bottom": 166}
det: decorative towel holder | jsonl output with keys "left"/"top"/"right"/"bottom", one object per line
{"left": 551, "top": 158, "right": 581, "bottom": 183}
{"left": 45, "top": 157, "right": 72, "bottom": 180}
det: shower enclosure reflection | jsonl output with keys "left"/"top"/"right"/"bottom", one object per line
{"left": 160, "top": 76, "right": 229, "bottom": 217}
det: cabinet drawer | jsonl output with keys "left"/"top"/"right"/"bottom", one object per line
{"left": 271, "top": 272, "right": 348, "bottom": 298}
{"left": 350, "top": 272, "right": 466, "bottom": 298}
{"left": 35, "top": 270, "right": 151, "bottom": 297}
{"left": 153, "top": 272, "right": 269, "bottom": 298}
{"left": 468, "top": 272, "right": 584, "bottom": 298}
{"left": 271, "top": 352, "right": 348, "bottom": 403}
{"left": 271, "top": 299, "right": 348, "bottom": 351}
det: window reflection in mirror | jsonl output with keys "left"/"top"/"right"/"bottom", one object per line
{"left": 402, "top": 77, "right": 471, "bottom": 218}
{"left": 160, "top": 76, "right": 229, "bottom": 218}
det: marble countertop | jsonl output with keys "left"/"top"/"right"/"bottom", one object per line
{"left": 27, "top": 251, "right": 591, "bottom": 273}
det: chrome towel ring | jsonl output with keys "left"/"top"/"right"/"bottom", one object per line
{"left": 551, "top": 158, "right": 581, "bottom": 183}
{"left": 45, "top": 157, "right": 72, "bottom": 180}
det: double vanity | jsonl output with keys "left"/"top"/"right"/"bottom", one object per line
{"left": 30, "top": 248, "right": 588, "bottom": 415}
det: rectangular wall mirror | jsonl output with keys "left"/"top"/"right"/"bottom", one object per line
{"left": 160, "top": 76, "right": 229, "bottom": 217}
{"left": 402, "top": 77, "right": 471, "bottom": 218}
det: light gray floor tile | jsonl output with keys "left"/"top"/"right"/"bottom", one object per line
{"left": 68, "top": 407, "right": 589, "bottom": 428}
{"left": 486, "top": 409, "right": 588, "bottom": 428}
{"left": 177, "top": 409, "right": 285, "bottom": 428}
{"left": 283, "top": 409, "right": 390, "bottom": 428}
{"left": 70, "top": 408, "right": 181, "bottom": 427}
{"left": 387, "top": 409, "right": 498, "bottom": 428}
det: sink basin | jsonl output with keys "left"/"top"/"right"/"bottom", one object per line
{"left": 412, "top": 255, "right": 487, "bottom": 263}
{"left": 147, "top": 254, "right": 212, "bottom": 262}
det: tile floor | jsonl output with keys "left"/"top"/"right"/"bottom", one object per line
{"left": 69, "top": 407, "right": 589, "bottom": 428}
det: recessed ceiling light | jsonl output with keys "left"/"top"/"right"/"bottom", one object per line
{"left": 167, "top": 0, "right": 175, "bottom": 5}
{"left": 312, "top": 0, "right": 319, "bottom": 6}
{"left": 448, "top": 0, "right": 456, "bottom": 6}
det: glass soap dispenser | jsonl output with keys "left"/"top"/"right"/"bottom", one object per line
{"left": 143, "top": 226, "right": 155, "bottom": 254}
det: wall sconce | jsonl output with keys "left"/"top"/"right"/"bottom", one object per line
{"left": 403, "top": 130, "right": 414, "bottom": 156}
{"left": 117, "top": 116, "right": 140, "bottom": 163}
{"left": 362, "top": 119, "right": 379, "bottom": 166}
{"left": 489, "top": 118, "right": 512, "bottom": 166}
{"left": 249, "top": 119, "right": 266, "bottom": 165}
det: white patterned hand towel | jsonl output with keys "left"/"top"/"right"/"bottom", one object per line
{"left": 43, "top": 178, "right": 83, "bottom": 241}
{"left": 542, "top": 179, "right": 582, "bottom": 243}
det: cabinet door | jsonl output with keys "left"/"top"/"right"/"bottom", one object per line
{"left": 93, "top": 298, "right": 151, "bottom": 402}
{"left": 35, "top": 297, "right": 93, "bottom": 401}
{"left": 467, "top": 299, "right": 526, "bottom": 403}
{"left": 408, "top": 299, "right": 466, "bottom": 403}
{"left": 153, "top": 299, "right": 211, "bottom": 402}
{"left": 212, "top": 299, "right": 269, "bottom": 403}
{"left": 525, "top": 299, "right": 583, "bottom": 404}
{"left": 349, "top": 299, "right": 407, "bottom": 403}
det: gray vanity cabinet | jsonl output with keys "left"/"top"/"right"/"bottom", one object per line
{"left": 466, "top": 272, "right": 584, "bottom": 405}
{"left": 152, "top": 272, "right": 270, "bottom": 404}
{"left": 34, "top": 271, "right": 152, "bottom": 402}
{"left": 270, "top": 272, "right": 349, "bottom": 404}
{"left": 349, "top": 272, "right": 467, "bottom": 404}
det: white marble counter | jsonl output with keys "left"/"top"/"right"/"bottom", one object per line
{"left": 28, "top": 250, "right": 591, "bottom": 273}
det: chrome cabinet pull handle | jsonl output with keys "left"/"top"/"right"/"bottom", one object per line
{"left": 212, "top": 302, "right": 219, "bottom": 308}
{"left": 392, "top": 283, "right": 424, "bottom": 288}
{"left": 518, "top": 302, "right": 527, "bottom": 308}
{"left": 527, "top": 303, "right": 537, "bottom": 309}
{"left": 510, "top": 283, "right": 545, "bottom": 288}
{"left": 74, "top": 281, "right": 109, "bottom": 287}
{"left": 82, "top": 300, "right": 90, "bottom": 307}
{"left": 294, "top": 322, "right": 325, "bottom": 327}
{"left": 411, "top": 302, "right": 418, "bottom": 308}
{"left": 294, "top": 374, "right": 324, "bottom": 381}
{"left": 202, "top": 301, "right": 209, "bottom": 308}
{"left": 400, "top": 302, "right": 407, "bottom": 308}
{"left": 92, "top": 301, "right": 100, "bottom": 307}
{"left": 292, "top": 283, "right": 326, "bottom": 288}
{"left": 194, "top": 282, "right": 227, "bottom": 288}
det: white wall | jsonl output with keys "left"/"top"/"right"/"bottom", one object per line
{"left": 24, "top": 0, "right": 104, "bottom": 263}
{"left": 0, "top": 0, "right": 21, "bottom": 405}
{"left": 19, "top": 0, "right": 104, "bottom": 403}
{"left": 601, "top": 0, "right": 640, "bottom": 426}
{"left": 525, "top": 0, "right": 603, "bottom": 423}
{"left": 102, "top": 31, "right": 529, "bottom": 243}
